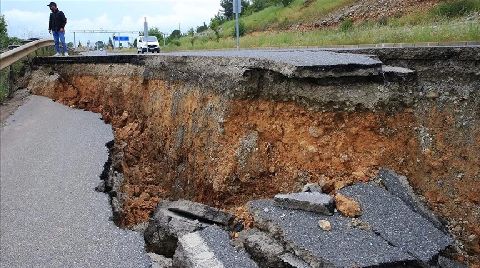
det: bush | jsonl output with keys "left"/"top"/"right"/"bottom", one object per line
{"left": 340, "top": 18, "right": 354, "bottom": 32}
{"left": 378, "top": 16, "right": 388, "bottom": 26}
{"left": 170, "top": 39, "right": 181, "bottom": 46}
{"left": 281, "top": 0, "right": 294, "bottom": 6}
{"left": 435, "top": 0, "right": 478, "bottom": 17}
{"left": 232, "top": 20, "right": 247, "bottom": 37}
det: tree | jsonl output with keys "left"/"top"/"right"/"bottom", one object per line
{"left": 232, "top": 20, "right": 246, "bottom": 37}
{"left": 148, "top": 27, "right": 164, "bottom": 44}
{"left": 220, "top": 0, "right": 233, "bottom": 19}
{"left": 168, "top": 29, "right": 181, "bottom": 40}
{"left": 95, "top": 41, "right": 105, "bottom": 49}
{"left": 108, "top": 37, "right": 113, "bottom": 48}
{"left": 133, "top": 38, "right": 137, "bottom": 47}
{"left": 67, "top": 42, "right": 74, "bottom": 48}
{"left": 78, "top": 41, "right": 82, "bottom": 48}
{"left": 221, "top": 0, "right": 250, "bottom": 20}
{"left": 196, "top": 22, "right": 208, "bottom": 33}
{"left": 209, "top": 14, "right": 225, "bottom": 42}
{"left": 0, "top": 15, "right": 9, "bottom": 49}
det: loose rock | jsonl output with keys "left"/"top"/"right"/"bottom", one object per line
{"left": 148, "top": 253, "right": 173, "bottom": 268}
{"left": 318, "top": 220, "right": 332, "bottom": 231}
{"left": 302, "top": 183, "right": 323, "bottom": 193}
{"left": 335, "top": 193, "right": 362, "bottom": 218}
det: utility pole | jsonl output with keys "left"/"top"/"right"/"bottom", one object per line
{"left": 233, "top": 0, "right": 242, "bottom": 50}
{"left": 144, "top": 17, "right": 149, "bottom": 52}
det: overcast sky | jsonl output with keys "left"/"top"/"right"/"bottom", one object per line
{"left": 1, "top": 0, "right": 222, "bottom": 45}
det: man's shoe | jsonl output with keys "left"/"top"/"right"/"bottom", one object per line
{"left": 53, "top": 53, "right": 61, "bottom": 57}
{"left": 64, "top": 52, "right": 69, "bottom": 56}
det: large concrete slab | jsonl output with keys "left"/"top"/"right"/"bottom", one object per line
{"left": 0, "top": 96, "right": 149, "bottom": 267}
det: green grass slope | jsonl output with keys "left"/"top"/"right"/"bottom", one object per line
{"left": 168, "top": 0, "right": 480, "bottom": 51}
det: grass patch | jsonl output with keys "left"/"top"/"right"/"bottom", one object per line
{"left": 219, "top": 0, "right": 354, "bottom": 36}
{"left": 164, "top": 17, "right": 479, "bottom": 51}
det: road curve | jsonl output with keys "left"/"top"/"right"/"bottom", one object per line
{"left": 0, "top": 96, "right": 150, "bottom": 267}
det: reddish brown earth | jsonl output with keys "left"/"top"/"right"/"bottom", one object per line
{"left": 28, "top": 66, "right": 479, "bottom": 265}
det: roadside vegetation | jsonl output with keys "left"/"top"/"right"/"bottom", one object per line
{"left": 0, "top": 15, "right": 53, "bottom": 103}
{"left": 155, "top": 0, "right": 480, "bottom": 51}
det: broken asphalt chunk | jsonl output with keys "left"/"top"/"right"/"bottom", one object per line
{"left": 249, "top": 199, "right": 416, "bottom": 268}
{"left": 274, "top": 192, "right": 334, "bottom": 215}
{"left": 144, "top": 199, "right": 232, "bottom": 257}
{"left": 239, "top": 228, "right": 287, "bottom": 267}
{"left": 173, "top": 225, "right": 258, "bottom": 268}
{"left": 166, "top": 199, "right": 234, "bottom": 226}
{"left": 377, "top": 168, "right": 446, "bottom": 232}
{"left": 340, "top": 183, "right": 453, "bottom": 263}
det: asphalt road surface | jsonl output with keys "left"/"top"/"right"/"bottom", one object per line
{"left": 0, "top": 96, "right": 150, "bottom": 267}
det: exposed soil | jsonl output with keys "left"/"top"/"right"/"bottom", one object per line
{"left": 27, "top": 57, "right": 479, "bottom": 265}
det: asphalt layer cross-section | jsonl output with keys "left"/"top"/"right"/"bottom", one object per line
{"left": 0, "top": 96, "right": 150, "bottom": 267}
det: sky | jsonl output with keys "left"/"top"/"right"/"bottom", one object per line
{"left": 1, "top": 0, "right": 222, "bottom": 46}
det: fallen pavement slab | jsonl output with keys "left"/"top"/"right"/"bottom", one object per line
{"left": 249, "top": 199, "right": 416, "bottom": 268}
{"left": 239, "top": 228, "right": 287, "bottom": 267}
{"left": 144, "top": 200, "right": 210, "bottom": 257}
{"left": 173, "top": 225, "right": 258, "bottom": 268}
{"left": 377, "top": 168, "right": 446, "bottom": 231}
{"left": 166, "top": 199, "right": 234, "bottom": 226}
{"left": 144, "top": 199, "right": 233, "bottom": 257}
{"left": 340, "top": 183, "right": 453, "bottom": 263}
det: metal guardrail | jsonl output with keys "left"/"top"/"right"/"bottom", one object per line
{"left": 0, "top": 39, "right": 54, "bottom": 70}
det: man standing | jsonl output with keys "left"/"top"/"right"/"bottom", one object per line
{"left": 47, "top": 2, "right": 68, "bottom": 56}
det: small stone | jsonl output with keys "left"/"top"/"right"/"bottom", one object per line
{"left": 269, "top": 166, "right": 275, "bottom": 173}
{"left": 452, "top": 225, "right": 462, "bottom": 233}
{"left": 302, "top": 183, "right": 323, "bottom": 193}
{"left": 468, "top": 234, "right": 477, "bottom": 242}
{"left": 426, "top": 91, "right": 439, "bottom": 99}
{"left": 318, "top": 220, "right": 332, "bottom": 231}
{"left": 95, "top": 181, "right": 105, "bottom": 192}
{"left": 349, "top": 218, "right": 370, "bottom": 230}
{"left": 308, "top": 126, "right": 323, "bottom": 138}
{"left": 335, "top": 193, "right": 362, "bottom": 218}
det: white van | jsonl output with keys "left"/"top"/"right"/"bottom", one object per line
{"left": 137, "top": 36, "right": 160, "bottom": 53}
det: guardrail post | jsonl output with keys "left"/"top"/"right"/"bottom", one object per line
{"left": 8, "top": 65, "right": 14, "bottom": 98}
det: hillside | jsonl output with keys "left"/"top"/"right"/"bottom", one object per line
{"left": 167, "top": 0, "right": 480, "bottom": 51}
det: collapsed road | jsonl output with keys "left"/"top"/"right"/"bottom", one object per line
{"left": 0, "top": 96, "right": 150, "bottom": 267}
{"left": 1, "top": 46, "right": 478, "bottom": 267}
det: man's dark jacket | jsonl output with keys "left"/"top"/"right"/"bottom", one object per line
{"left": 49, "top": 10, "right": 67, "bottom": 32}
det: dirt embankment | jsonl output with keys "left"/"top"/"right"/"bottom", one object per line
{"left": 292, "top": 0, "right": 439, "bottom": 31}
{"left": 29, "top": 49, "right": 479, "bottom": 265}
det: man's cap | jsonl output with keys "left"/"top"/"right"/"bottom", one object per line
{"left": 47, "top": 2, "right": 57, "bottom": 7}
